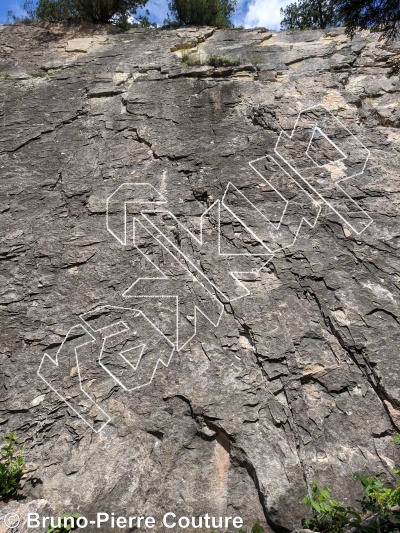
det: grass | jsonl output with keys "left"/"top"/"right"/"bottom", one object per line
{"left": 181, "top": 50, "right": 241, "bottom": 68}
{"left": 28, "top": 70, "right": 46, "bottom": 77}
{"left": 248, "top": 52, "right": 263, "bottom": 70}
{"left": 207, "top": 54, "right": 241, "bottom": 67}
{"left": 181, "top": 49, "right": 203, "bottom": 66}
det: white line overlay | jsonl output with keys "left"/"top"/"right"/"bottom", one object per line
{"left": 37, "top": 104, "right": 374, "bottom": 431}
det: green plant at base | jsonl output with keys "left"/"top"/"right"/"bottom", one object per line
{"left": 302, "top": 482, "right": 361, "bottom": 532}
{"left": 353, "top": 433, "right": 400, "bottom": 530}
{"left": 354, "top": 472, "right": 400, "bottom": 532}
{"left": 47, "top": 513, "right": 82, "bottom": 533}
{"left": 237, "top": 524, "right": 264, "bottom": 533}
{"left": 300, "top": 436, "right": 400, "bottom": 531}
{"left": 0, "top": 431, "right": 26, "bottom": 498}
{"left": 392, "top": 434, "right": 400, "bottom": 445}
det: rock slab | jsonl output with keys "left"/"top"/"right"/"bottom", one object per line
{"left": 0, "top": 22, "right": 399, "bottom": 532}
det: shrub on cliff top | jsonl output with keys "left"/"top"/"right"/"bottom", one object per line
{"left": 167, "top": 0, "right": 237, "bottom": 28}
{"left": 20, "top": 0, "right": 148, "bottom": 25}
{"left": 281, "top": 0, "right": 340, "bottom": 30}
{"left": 281, "top": 0, "right": 400, "bottom": 42}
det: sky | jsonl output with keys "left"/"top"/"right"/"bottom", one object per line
{"left": 0, "top": 0, "right": 292, "bottom": 30}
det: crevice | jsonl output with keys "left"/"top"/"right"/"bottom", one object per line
{"left": 238, "top": 322, "right": 270, "bottom": 380}
{"left": 230, "top": 443, "right": 290, "bottom": 533}
{"left": 131, "top": 127, "right": 189, "bottom": 162}
{"left": 292, "top": 270, "right": 400, "bottom": 431}
{"left": 198, "top": 414, "right": 287, "bottom": 532}
{"left": 280, "top": 385, "right": 311, "bottom": 502}
{"left": 147, "top": 429, "right": 164, "bottom": 440}
{"left": 4, "top": 109, "right": 88, "bottom": 154}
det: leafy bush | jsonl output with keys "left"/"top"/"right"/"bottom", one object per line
{"left": 392, "top": 434, "right": 400, "bottom": 445}
{"left": 354, "top": 472, "right": 400, "bottom": 532}
{"left": 302, "top": 434, "right": 400, "bottom": 532}
{"left": 302, "top": 482, "right": 361, "bottom": 532}
{"left": 0, "top": 431, "right": 26, "bottom": 498}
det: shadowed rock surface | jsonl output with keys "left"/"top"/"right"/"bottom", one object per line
{"left": 0, "top": 22, "right": 399, "bottom": 532}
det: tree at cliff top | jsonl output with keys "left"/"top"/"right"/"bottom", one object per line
{"left": 336, "top": 0, "right": 400, "bottom": 41}
{"left": 281, "top": 0, "right": 399, "bottom": 41}
{"left": 167, "top": 0, "right": 237, "bottom": 27}
{"left": 280, "top": 0, "right": 339, "bottom": 30}
{"left": 21, "top": 0, "right": 148, "bottom": 24}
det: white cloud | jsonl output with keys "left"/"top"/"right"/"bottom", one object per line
{"left": 136, "top": 0, "right": 169, "bottom": 26}
{"left": 242, "top": 0, "right": 292, "bottom": 30}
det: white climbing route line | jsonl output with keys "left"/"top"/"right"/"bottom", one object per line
{"left": 274, "top": 104, "right": 372, "bottom": 235}
{"left": 38, "top": 104, "right": 373, "bottom": 431}
{"left": 37, "top": 324, "right": 111, "bottom": 433}
{"left": 124, "top": 217, "right": 224, "bottom": 351}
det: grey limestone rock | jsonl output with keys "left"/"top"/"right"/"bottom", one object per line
{"left": 0, "top": 22, "right": 399, "bottom": 533}
{"left": 0, "top": 499, "right": 53, "bottom": 533}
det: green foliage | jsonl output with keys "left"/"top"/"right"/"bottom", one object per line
{"left": 28, "top": 70, "right": 46, "bottom": 77}
{"left": 280, "top": 0, "right": 340, "bottom": 30}
{"left": 302, "top": 437, "right": 400, "bottom": 532}
{"left": 335, "top": 0, "right": 400, "bottom": 42}
{"left": 392, "top": 434, "right": 400, "bottom": 445}
{"left": 21, "top": 0, "right": 76, "bottom": 22}
{"left": 167, "top": 0, "right": 237, "bottom": 28}
{"left": 130, "top": 9, "right": 156, "bottom": 28}
{"left": 180, "top": 51, "right": 240, "bottom": 67}
{"left": 181, "top": 49, "right": 203, "bottom": 65}
{"left": 237, "top": 524, "right": 264, "bottom": 533}
{"left": 18, "top": 0, "right": 148, "bottom": 25}
{"left": 47, "top": 513, "right": 82, "bottom": 533}
{"left": 249, "top": 52, "right": 263, "bottom": 70}
{"left": 0, "top": 431, "right": 26, "bottom": 498}
{"left": 354, "top": 472, "right": 400, "bottom": 531}
{"left": 280, "top": 0, "right": 400, "bottom": 42}
{"left": 302, "top": 482, "right": 361, "bottom": 532}
{"left": 206, "top": 54, "right": 241, "bottom": 66}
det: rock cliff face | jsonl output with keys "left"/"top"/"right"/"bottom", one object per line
{"left": 0, "top": 22, "right": 399, "bottom": 532}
